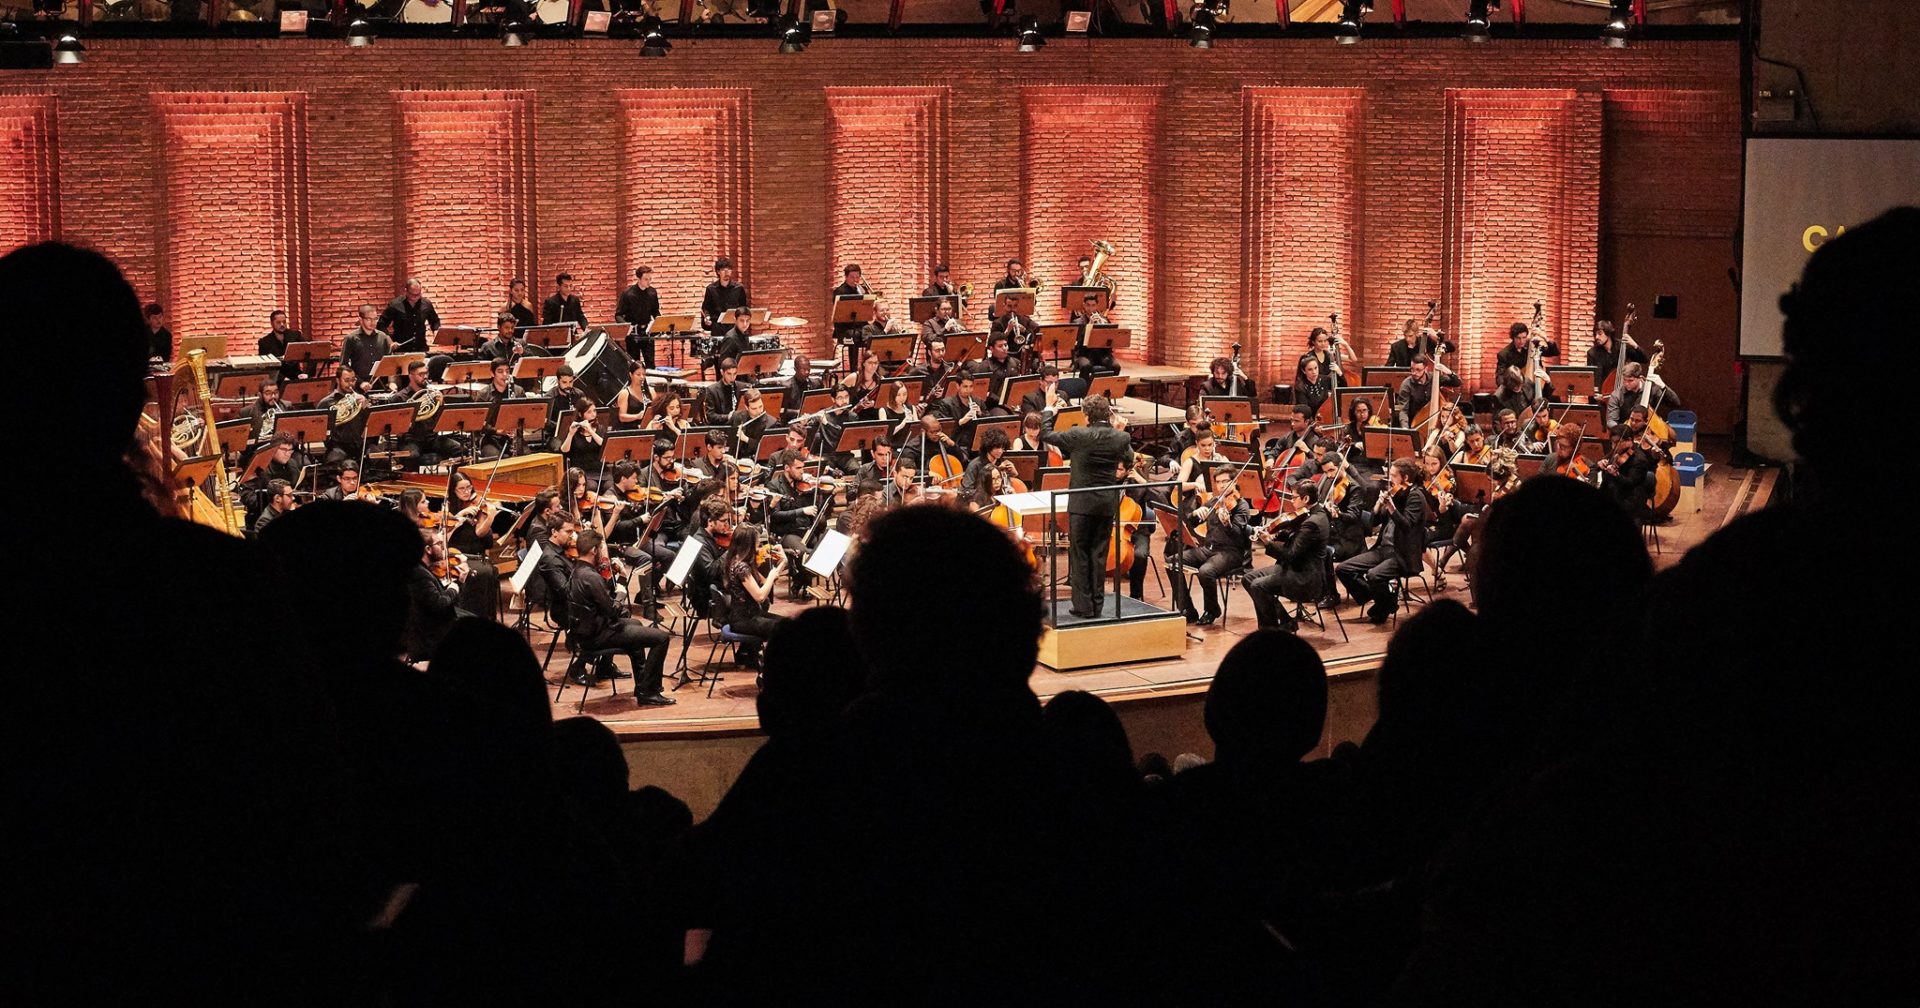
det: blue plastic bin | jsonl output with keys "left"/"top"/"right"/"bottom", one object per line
{"left": 1667, "top": 409, "right": 1697, "bottom": 445}
{"left": 1673, "top": 451, "right": 1706, "bottom": 488}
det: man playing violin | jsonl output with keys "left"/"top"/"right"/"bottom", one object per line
{"left": 566, "top": 528, "right": 675, "bottom": 706}
{"left": 764, "top": 448, "right": 823, "bottom": 597}
{"left": 1170, "top": 466, "right": 1251, "bottom": 626}
{"left": 1336, "top": 456, "right": 1428, "bottom": 624}
{"left": 1596, "top": 423, "right": 1658, "bottom": 519}
{"left": 853, "top": 439, "right": 897, "bottom": 500}
{"left": 1245, "top": 482, "right": 1330, "bottom": 634}
{"left": 727, "top": 387, "right": 774, "bottom": 461}
{"left": 1544, "top": 426, "right": 1592, "bottom": 481}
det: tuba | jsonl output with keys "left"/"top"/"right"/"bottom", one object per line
{"left": 1087, "top": 238, "right": 1119, "bottom": 302}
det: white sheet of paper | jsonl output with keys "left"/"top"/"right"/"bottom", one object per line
{"left": 509, "top": 540, "right": 542, "bottom": 595}
{"left": 666, "top": 535, "right": 705, "bottom": 586}
{"left": 804, "top": 529, "right": 851, "bottom": 578}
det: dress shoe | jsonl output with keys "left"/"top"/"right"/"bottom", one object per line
{"left": 605, "top": 667, "right": 633, "bottom": 679}
{"left": 1068, "top": 608, "right": 1093, "bottom": 618}
{"left": 1182, "top": 607, "right": 1201, "bottom": 624}
{"left": 566, "top": 666, "right": 593, "bottom": 686}
{"left": 1197, "top": 610, "right": 1220, "bottom": 626}
{"left": 636, "top": 692, "right": 676, "bottom": 707}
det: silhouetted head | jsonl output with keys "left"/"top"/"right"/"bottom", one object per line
{"left": 1, "top": 242, "right": 148, "bottom": 482}
{"left": 1373, "top": 598, "right": 1479, "bottom": 734}
{"left": 1041, "top": 690, "right": 1136, "bottom": 794}
{"left": 1472, "top": 476, "right": 1649, "bottom": 632}
{"left": 258, "top": 501, "right": 422, "bottom": 663}
{"left": 430, "top": 618, "right": 550, "bottom": 735}
{"left": 758, "top": 606, "right": 866, "bottom": 738}
{"left": 850, "top": 507, "right": 1043, "bottom": 702}
{"left": 1777, "top": 206, "right": 1918, "bottom": 494}
{"left": 1205, "top": 631, "right": 1327, "bottom": 765}
{"left": 550, "top": 716, "right": 629, "bottom": 806}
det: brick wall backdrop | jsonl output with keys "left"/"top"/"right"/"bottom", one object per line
{"left": 826, "top": 87, "right": 948, "bottom": 326}
{"left": 1243, "top": 87, "right": 1365, "bottom": 385}
{"left": 151, "top": 91, "right": 310, "bottom": 352}
{"left": 0, "top": 93, "right": 60, "bottom": 253}
{"left": 4, "top": 37, "right": 1743, "bottom": 429}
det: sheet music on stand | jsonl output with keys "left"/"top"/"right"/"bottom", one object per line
{"left": 666, "top": 535, "right": 706, "bottom": 587}
{"left": 804, "top": 529, "right": 851, "bottom": 578}
{"left": 511, "top": 540, "right": 544, "bottom": 595}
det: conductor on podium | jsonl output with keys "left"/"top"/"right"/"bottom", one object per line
{"left": 1041, "top": 395, "right": 1133, "bottom": 618}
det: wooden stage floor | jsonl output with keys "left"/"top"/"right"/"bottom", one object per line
{"left": 548, "top": 442, "right": 1763, "bottom": 737}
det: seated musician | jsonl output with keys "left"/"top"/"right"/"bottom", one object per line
{"left": 241, "top": 432, "right": 304, "bottom": 517}
{"left": 239, "top": 379, "right": 284, "bottom": 441}
{"left": 547, "top": 365, "right": 579, "bottom": 440}
{"left": 533, "top": 512, "right": 580, "bottom": 609}
{"left": 959, "top": 427, "right": 1013, "bottom": 507}
{"left": 937, "top": 372, "right": 988, "bottom": 448}
{"left": 700, "top": 358, "right": 746, "bottom": 421}
{"left": 706, "top": 308, "right": 755, "bottom": 373}
{"left": 1168, "top": 403, "right": 1212, "bottom": 461}
{"left": 978, "top": 336, "right": 1021, "bottom": 414}
{"left": 780, "top": 420, "right": 820, "bottom": 470}
{"left": 1068, "top": 293, "right": 1117, "bottom": 382}
{"left": 1265, "top": 405, "right": 1314, "bottom": 465}
{"left": 1175, "top": 425, "right": 1222, "bottom": 499}
{"left": 1069, "top": 291, "right": 1109, "bottom": 326}
{"left": 521, "top": 489, "right": 563, "bottom": 553}
{"left": 1437, "top": 450, "right": 1518, "bottom": 592}
{"left": 764, "top": 448, "right": 824, "bottom": 597}
{"left": 251, "top": 478, "right": 295, "bottom": 538}
{"left": 1428, "top": 401, "right": 1472, "bottom": 460}
{"left": 727, "top": 387, "right": 775, "bottom": 461}
{"left": 1170, "top": 467, "right": 1252, "bottom": 626}
{"left": 883, "top": 458, "right": 919, "bottom": 506}
{"left": 922, "top": 263, "right": 957, "bottom": 299}
{"left": 1419, "top": 444, "right": 1465, "bottom": 565}
{"left": 477, "top": 311, "right": 527, "bottom": 363}
{"left": 1489, "top": 408, "right": 1531, "bottom": 453}
{"left": 1518, "top": 401, "right": 1560, "bottom": 454}
{"left": 921, "top": 299, "right": 963, "bottom": 342}
{"left": 915, "top": 335, "right": 948, "bottom": 376}
{"left": 321, "top": 462, "right": 364, "bottom": 502}
{"left": 409, "top": 533, "right": 466, "bottom": 660}
{"left": 1117, "top": 454, "right": 1157, "bottom": 602}
{"left": 1019, "top": 364, "right": 1068, "bottom": 418}
{"left": 317, "top": 366, "right": 368, "bottom": 463}
{"left": 1298, "top": 326, "right": 1341, "bottom": 389}
{"left": 473, "top": 358, "right": 523, "bottom": 458}
{"left": 686, "top": 427, "right": 734, "bottom": 482}
{"left": 1245, "top": 482, "right": 1330, "bottom": 634}
{"left": 1385, "top": 317, "right": 1455, "bottom": 367}
{"left": 899, "top": 409, "right": 968, "bottom": 478}
{"left": 862, "top": 302, "right": 909, "bottom": 340}
{"left": 1543, "top": 426, "right": 1592, "bottom": 480}
{"left": 443, "top": 471, "right": 502, "bottom": 616}
{"left": 1335, "top": 456, "right": 1428, "bottom": 624}
{"left": 1493, "top": 366, "right": 1537, "bottom": 420}
{"left": 555, "top": 395, "right": 605, "bottom": 472}
{"left": 1011, "top": 409, "right": 1052, "bottom": 458}
{"left": 989, "top": 258, "right": 1029, "bottom": 324}
{"left": 1345, "top": 396, "right": 1387, "bottom": 474}
{"left": 853, "top": 439, "right": 897, "bottom": 498}
{"left": 1293, "top": 356, "right": 1332, "bottom": 420}
{"left": 1597, "top": 423, "right": 1659, "bottom": 520}
{"left": 718, "top": 523, "right": 790, "bottom": 669}
{"left": 781, "top": 354, "right": 818, "bottom": 421}
{"left": 1200, "top": 356, "right": 1238, "bottom": 399}
{"left": 808, "top": 386, "right": 856, "bottom": 472}
{"left": 841, "top": 351, "right": 884, "bottom": 419}
{"left": 629, "top": 438, "right": 688, "bottom": 620}
{"left": 1390, "top": 354, "right": 1463, "bottom": 428}
{"left": 1624, "top": 404, "right": 1673, "bottom": 460}
{"left": 1605, "top": 362, "right": 1682, "bottom": 428}
{"left": 1587, "top": 320, "right": 1647, "bottom": 387}
{"left": 1450, "top": 423, "right": 1494, "bottom": 466}
{"left": 1495, "top": 320, "right": 1559, "bottom": 376}
{"left": 566, "top": 528, "right": 675, "bottom": 706}
{"left": 259, "top": 310, "right": 305, "bottom": 382}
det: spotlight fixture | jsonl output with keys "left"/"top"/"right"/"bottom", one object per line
{"left": 1602, "top": 0, "right": 1634, "bottom": 48}
{"left": 638, "top": 16, "right": 670, "bottom": 56}
{"left": 53, "top": 33, "right": 84, "bottom": 64}
{"left": 1462, "top": 0, "right": 1493, "bottom": 43}
{"left": 1188, "top": 1, "right": 1216, "bottom": 49}
{"left": 778, "top": 20, "right": 809, "bottom": 53}
{"left": 345, "top": 18, "right": 375, "bottom": 47}
{"left": 502, "top": 20, "right": 531, "bottom": 46}
{"left": 1016, "top": 15, "right": 1044, "bottom": 52}
{"left": 1334, "top": 0, "right": 1369, "bottom": 45}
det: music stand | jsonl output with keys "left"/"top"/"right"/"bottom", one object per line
{"left": 1362, "top": 365, "right": 1411, "bottom": 389}
{"left": 832, "top": 295, "right": 877, "bottom": 329}
{"left": 675, "top": 426, "right": 724, "bottom": 461}
{"left": 1450, "top": 463, "right": 1494, "bottom": 507}
{"left": 1053, "top": 405, "right": 1087, "bottom": 430}
{"left": 969, "top": 416, "right": 1023, "bottom": 452}
{"left": 436, "top": 325, "right": 482, "bottom": 350}
{"left": 993, "top": 288, "right": 1037, "bottom": 318}
{"left": 908, "top": 294, "right": 959, "bottom": 322}
{"left": 1577, "top": 436, "right": 1608, "bottom": 463}
{"left": 650, "top": 314, "right": 698, "bottom": 338}
{"left": 735, "top": 348, "right": 786, "bottom": 381}
{"left": 363, "top": 401, "right": 418, "bottom": 443}
{"left": 603, "top": 429, "right": 652, "bottom": 463}
{"left": 214, "top": 418, "right": 252, "bottom": 456}
{"left": 1554, "top": 367, "right": 1601, "bottom": 403}
{"left": 1002, "top": 450, "right": 1043, "bottom": 485}
{"left": 1514, "top": 454, "right": 1546, "bottom": 480}
{"left": 867, "top": 335, "right": 916, "bottom": 369}
{"left": 493, "top": 399, "right": 551, "bottom": 444}
{"left": 433, "top": 404, "right": 491, "bottom": 437}
{"left": 1060, "top": 285, "right": 1110, "bottom": 315}
{"left": 1083, "top": 374, "right": 1130, "bottom": 403}
{"left": 371, "top": 353, "right": 425, "bottom": 385}
{"left": 442, "top": 361, "right": 495, "bottom": 385}
{"left": 173, "top": 455, "right": 217, "bottom": 491}
{"left": 275, "top": 409, "right": 330, "bottom": 449}
{"left": 1361, "top": 426, "right": 1419, "bottom": 462}
{"left": 520, "top": 323, "right": 576, "bottom": 350}
{"left": 514, "top": 355, "right": 567, "bottom": 387}
{"left": 178, "top": 334, "right": 225, "bottom": 361}
{"left": 1033, "top": 324, "right": 1081, "bottom": 362}
{"left": 1201, "top": 396, "right": 1259, "bottom": 427}
{"left": 754, "top": 429, "right": 788, "bottom": 462}
{"left": 1549, "top": 402, "right": 1604, "bottom": 439}
{"left": 283, "top": 377, "right": 332, "bottom": 407}
{"left": 1080, "top": 324, "right": 1131, "bottom": 355}
{"left": 835, "top": 420, "right": 891, "bottom": 455}
{"left": 1336, "top": 386, "right": 1391, "bottom": 427}
{"left": 286, "top": 341, "right": 334, "bottom": 372}
{"left": 592, "top": 323, "right": 634, "bottom": 344}
{"left": 239, "top": 445, "right": 277, "bottom": 483}
{"left": 998, "top": 374, "right": 1044, "bottom": 411}
{"left": 215, "top": 372, "right": 268, "bottom": 401}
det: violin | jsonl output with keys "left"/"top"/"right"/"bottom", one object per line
{"left": 431, "top": 548, "right": 468, "bottom": 581}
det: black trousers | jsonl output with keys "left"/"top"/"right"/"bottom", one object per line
{"left": 779, "top": 532, "right": 811, "bottom": 590}
{"left": 728, "top": 611, "right": 785, "bottom": 663}
{"left": 1171, "top": 545, "right": 1243, "bottom": 615}
{"left": 1245, "top": 564, "right": 1309, "bottom": 629}
{"left": 1067, "top": 511, "right": 1114, "bottom": 615}
{"left": 1336, "top": 546, "right": 1411, "bottom": 615}
{"left": 590, "top": 619, "right": 671, "bottom": 694}
{"left": 1126, "top": 529, "right": 1152, "bottom": 599}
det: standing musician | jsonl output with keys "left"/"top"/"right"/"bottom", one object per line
{"left": 1385, "top": 317, "right": 1455, "bottom": 367}
{"left": 1391, "top": 353, "right": 1463, "bottom": 428}
{"left": 1299, "top": 326, "right": 1348, "bottom": 390}
{"left": 250, "top": 478, "right": 295, "bottom": 538}
{"left": 1169, "top": 466, "right": 1251, "bottom": 627}
{"left": 726, "top": 387, "right": 774, "bottom": 461}
{"left": 921, "top": 299, "right": 963, "bottom": 342}
{"left": 614, "top": 266, "right": 662, "bottom": 369}
{"left": 1245, "top": 482, "right": 1330, "bottom": 634}
{"left": 705, "top": 308, "right": 755, "bottom": 373}
{"left": 1039, "top": 395, "right": 1133, "bottom": 619}
{"left": 377, "top": 278, "right": 440, "bottom": 355}
{"left": 701, "top": 358, "right": 748, "bottom": 421}
{"left": 259, "top": 310, "right": 305, "bottom": 382}
{"left": 1293, "top": 356, "right": 1333, "bottom": 420}
{"left": 542, "top": 272, "right": 587, "bottom": 329}
{"left": 1496, "top": 320, "right": 1559, "bottom": 376}
{"left": 988, "top": 258, "right": 1030, "bottom": 324}
{"left": 1586, "top": 319, "right": 1646, "bottom": 387}
{"left": 701, "top": 257, "right": 750, "bottom": 340}
{"left": 1336, "top": 456, "right": 1428, "bottom": 623}
{"left": 239, "top": 379, "right": 284, "bottom": 441}
{"left": 1605, "top": 362, "right": 1683, "bottom": 428}
{"left": 342, "top": 305, "right": 391, "bottom": 392}
{"left": 503, "top": 277, "right": 539, "bottom": 329}
{"left": 566, "top": 528, "right": 675, "bottom": 706}
{"left": 718, "top": 523, "right": 789, "bottom": 670}
{"left": 1596, "top": 423, "right": 1658, "bottom": 519}
{"left": 831, "top": 263, "right": 873, "bottom": 346}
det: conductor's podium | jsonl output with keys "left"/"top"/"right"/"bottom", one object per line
{"left": 1039, "top": 597, "right": 1187, "bottom": 672}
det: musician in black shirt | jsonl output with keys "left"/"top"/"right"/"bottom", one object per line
{"left": 1171, "top": 466, "right": 1251, "bottom": 626}
{"left": 251, "top": 479, "right": 294, "bottom": 538}
{"left": 1385, "top": 317, "right": 1455, "bottom": 367}
{"left": 614, "top": 266, "right": 661, "bottom": 368}
{"left": 831, "top": 263, "right": 872, "bottom": 346}
{"left": 377, "top": 279, "right": 440, "bottom": 354}
{"left": 1495, "top": 320, "right": 1559, "bottom": 377}
{"left": 543, "top": 272, "right": 587, "bottom": 329}
{"left": 1586, "top": 320, "right": 1647, "bottom": 387}
{"left": 343, "top": 305, "right": 391, "bottom": 391}
{"left": 763, "top": 448, "right": 822, "bottom": 594}
{"left": 701, "top": 257, "right": 750, "bottom": 339}
{"left": 700, "top": 359, "right": 747, "bottom": 421}
{"left": 922, "top": 263, "right": 958, "bottom": 299}
{"left": 1391, "top": 354, "right": 1463, "bottom": 428}
{"left": 706, "top": 308, "right": 753, "bottom": 372}
{"left": 566, "top": 529, "right": 674, "bottom": 704}
{"left": 781, "top": 354, "right": 818, "bottom": 420}
{"left": 258, "top": 310, "right": 305, "bottom": 382}
{"left": 504, "top": 277, "right": 538, "bottom": 329}
{"left": 145, "top": 303, "right": 171, "bottom": 361}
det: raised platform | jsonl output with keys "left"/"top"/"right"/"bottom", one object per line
{"left": 1038, "top": 597, "right": 1188, "bottom": 671}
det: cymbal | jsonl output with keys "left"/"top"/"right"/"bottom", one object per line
{"left": 766, "top": 316, "right": 808, "bottom": 329}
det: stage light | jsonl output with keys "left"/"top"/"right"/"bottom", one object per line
{"left": 639, "top": 16, "right": 670, "bottom": 56}
{"left": 778, "top": 21, "right": 809, "bottom": 52}
{"left": 1188, "top": 1, "right": 1216, "bottom": 49}
{"left": 345, "top": 18, "right": 375, "bottom": 47}
{"left": 1016, "top": 15, "right": 1044, "bottom": 51}
{"left": 502, "top": 20, "right": 531, "bottom": 46}
{"left": 53, "top": 34, "right": 83, "bottom": 64}
{"left": 1334, "top": 0, "right": 1369, "bottom": 45}
{"left": 1462, "top": 0, "right": 1492, "bottom": 42}
{"left": 1602, "top": 0, "right": 1633, "bottom": 47}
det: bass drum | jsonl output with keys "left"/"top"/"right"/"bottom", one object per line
{"left": 560, "top": 330, "right": 632, "bottom": 406}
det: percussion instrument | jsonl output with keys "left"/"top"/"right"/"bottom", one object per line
{"left": 560, "top": 330, "right": 633, "bottom": 405}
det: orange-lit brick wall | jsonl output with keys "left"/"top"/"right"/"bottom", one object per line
{"left": 4, "top": 36, "right": 1743, "bottom": 428}
{"left": 0, "top": 93, "right": 60, "bottom": 252}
